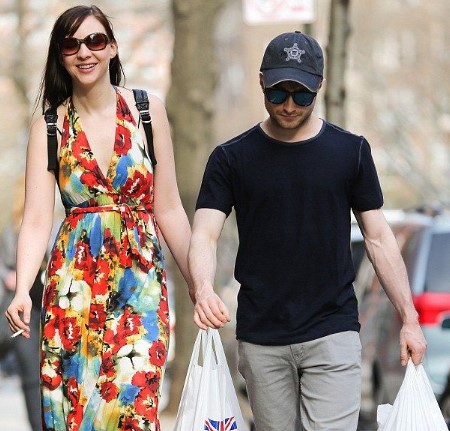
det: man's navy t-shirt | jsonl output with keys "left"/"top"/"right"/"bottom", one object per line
{"left": 196, "top": 121, "right": 383, "bottom": 345}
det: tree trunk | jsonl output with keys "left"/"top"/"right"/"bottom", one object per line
{"left": 325, "top": 0, "right": 351, "bottom": 127}
{"left": 165, "top": 0, "right": 228, "bottom": 414}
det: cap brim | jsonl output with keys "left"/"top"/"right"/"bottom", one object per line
{"left": 262, "top": 68, "right": 322, "bottom": 92}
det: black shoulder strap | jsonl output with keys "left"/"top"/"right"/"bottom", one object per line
{"left": 133, "top": 89, "right": 157, "bottom": 167}
{"left": 44, "top": 107, "right": 59, "bottom": 182}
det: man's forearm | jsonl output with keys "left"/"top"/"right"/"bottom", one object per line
{"left": 365, "top": 231, "right": 418, "bottom": 323}
{"left": 188, "top": 232, "right": 218, "bottom": 299}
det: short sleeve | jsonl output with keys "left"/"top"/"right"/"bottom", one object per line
{"left": 350, "top": 139, "right": 384, "bottom": 211}
{"left": 195, "top": 146, "right": 234, "bottom": 216}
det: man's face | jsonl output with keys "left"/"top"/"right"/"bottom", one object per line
{"left": 261, "top": 79, "right": 318, "bottom": 131}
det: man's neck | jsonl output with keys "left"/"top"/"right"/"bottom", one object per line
{"left": 261, "top": 114, "right": 323, "bottom": 143}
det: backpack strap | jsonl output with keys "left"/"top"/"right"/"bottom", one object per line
{"left": 133, "top": 89, "right": 157, "bottom": 167}
{"left": 44, "top": 107, "right": 59, "bottom": 182}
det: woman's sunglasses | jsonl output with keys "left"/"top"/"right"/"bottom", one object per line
{"left": 264, "top": 88, "right": 317, "bottom": 107}
{"left": 61, "top": 32, "right": 110, "bottom": 56}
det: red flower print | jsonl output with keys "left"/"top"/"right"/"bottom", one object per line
{"left": 119, "top": 415, "right": 141, "bottom": 431}
{"left": 42, "top": 315, "right": 58, "bottom": 340}
{"left": 131, "top": 370, "right": 160, "bottom": 393}
{"left": 73, "top": 236, "right": 94, "bottom": 273}
{"left": 103, "top": 228, "right": 119, "bottom": 255}
{"left": 73, "top": 132, "right": 98, "bottom": 172}
{"left": 41, "top": 359, "right": 62, "bottom": 390}
{"left": 66, "top": 377, "right": 80, "bottom": 406}
{"left": 60, "top": 316, "right": 81, "bottom": 351}
{"left": 103, "top": 325, "right": 128, "bottom": 355}
{"left": 115, "top": 124, "right": 132, "bottom": 156}
{"left": 157, "top": 297, "right": 169, "bottom": 327}
{"left": 100, "top": 380, "right": 119, "bottom": 402}
{"left": 41, "top": 372, "right": 63, "bottom": 391}
{"left": 67, "top": 212, "right": 84, "bottom": 229}
{"left": 135, "top": 386, "right": 158, "bottom": 422}
{"left": 90, "top": 258, "right": 111, "bottom": 296}
{"left": 100, "top": 352, "right": 116, "bottom": 378}
{"left": 43, "top": 279, "right": 59, "bottom": 307}
{"left": 149, "top": 341, "right": 167, "bottom": 367}
{"left": 117, "top": 307, "right": 141, "bottom": 338}
{"left": 121, "top": 171, "right": 149, "bottom": 198}
{"left": 67, "top": 403, "right": 84, "bottom": 431}
{"left": 81, "top": 170, "right": 102, "bottom": 188}
{"left": 89, "top": 303, "right": 107, "bottom": 330}
{"left": 48, "top": 246, "right": 64, "bottom": 273}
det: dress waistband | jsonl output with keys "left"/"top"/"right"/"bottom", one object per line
{"left": 66, "top": 203, "right": 154, "bottom": 268}
{"left": 66, "top": 203, "right": 150, "bottom": 216}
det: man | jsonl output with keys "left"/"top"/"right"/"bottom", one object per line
{"left": 188, "top": 31, "right": 426, "bottom": 431}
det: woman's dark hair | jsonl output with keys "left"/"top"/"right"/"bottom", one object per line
{"left": 37, "top": 5, "right": 125, "bottom": 112}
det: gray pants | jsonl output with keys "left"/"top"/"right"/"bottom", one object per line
{"left": 238, "top": 331, "right": 361, "bottom": 431}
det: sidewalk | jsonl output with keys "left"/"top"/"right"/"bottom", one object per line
{"left": 0, "top": 374, "right": 176, "bottom": 431}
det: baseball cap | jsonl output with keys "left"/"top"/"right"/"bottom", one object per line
{"left": 260, "top": 31, "right": 324, "bottom": 92}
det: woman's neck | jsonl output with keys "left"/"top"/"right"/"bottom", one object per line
{"left": 71, "top": 82, "right": 116, "bottom": 114}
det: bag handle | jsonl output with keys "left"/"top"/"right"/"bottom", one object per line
{"left": 193, "top": 328, "right": 248, "bottom": 431}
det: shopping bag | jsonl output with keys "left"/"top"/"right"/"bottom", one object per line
{"left": 377, "top": 359, "right": 448, "bottom": 431}
{"left": 173, "top": 328, "right": 249, "bottom": 431}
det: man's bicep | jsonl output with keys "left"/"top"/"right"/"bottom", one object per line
{"left": 192, "top": 208, "right": 227, "bottom": 242}
{"left": 353, "top": 208, "right": 388, "bottom": 242}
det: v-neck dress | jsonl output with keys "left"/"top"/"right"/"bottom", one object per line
{"left": 41, "top": 90, "right": 169, "bottom": 431}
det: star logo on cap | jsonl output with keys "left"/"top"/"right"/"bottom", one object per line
{"left": 284, "top": 43, "right": 305, "bottom": 63}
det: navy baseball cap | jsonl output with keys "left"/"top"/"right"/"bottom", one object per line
{"left": 260, "top": 31, "right": 324, "bottom": 92}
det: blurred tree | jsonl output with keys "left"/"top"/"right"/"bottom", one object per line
{"left": 325, "top": 0, "right": 351, "bottom": 127}
{"left": 165, "top": 0, "right": 229, "bottom": 414}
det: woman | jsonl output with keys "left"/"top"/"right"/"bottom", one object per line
{"left": 5, "top": 5, "right": 192, "bottom": 431}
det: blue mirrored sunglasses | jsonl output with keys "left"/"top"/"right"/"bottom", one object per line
{"left": 264, "top": 88, "right": 317, "bottom": 107}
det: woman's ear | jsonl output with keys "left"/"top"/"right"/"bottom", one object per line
{"left": 110, "top": 40, "right": 118, "bottom": 59}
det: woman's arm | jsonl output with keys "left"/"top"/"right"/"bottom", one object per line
{"left": 5, "top": 116, "right": 56, "bottom": 337}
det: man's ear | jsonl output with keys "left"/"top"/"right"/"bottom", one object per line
{"left": 318, "top": 78, "right": 326, "bottom": 91}
{"left": 259, "top": 73, "right": 265, "bottom": 91}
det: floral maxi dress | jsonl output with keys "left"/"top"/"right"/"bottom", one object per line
{"left": 41, "top": 90, "right": 169, "bottom": 431}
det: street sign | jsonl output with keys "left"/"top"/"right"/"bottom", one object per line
{"left": 243, "top": 0, "right": 315, "bottom": 25}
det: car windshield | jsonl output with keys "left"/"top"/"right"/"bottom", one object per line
{"left": 425, "top": 232, "right": 450, "bottom": 293}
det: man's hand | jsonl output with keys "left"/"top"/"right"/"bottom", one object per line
{"left": 194, "top": 287, "right": 230, "bottom": 330}
{"left": 400, "top": 321, "right": 427, "bottom": 366}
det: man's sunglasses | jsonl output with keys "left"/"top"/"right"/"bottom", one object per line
{"left": 61, "top": 32, "right": 110, "bottom": 56}
{"left": 264, "top": 88, "right": 317, "bottom": 107}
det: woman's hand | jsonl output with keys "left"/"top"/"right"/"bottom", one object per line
{"left": 5, "top": 292, "right": 32, "bottom": 338}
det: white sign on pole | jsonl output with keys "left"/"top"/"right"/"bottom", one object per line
{"left": 243, "top": 0, "right": 316, "bottom": 25}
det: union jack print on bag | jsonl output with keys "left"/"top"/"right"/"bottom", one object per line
{"left": 204, "top": 416, "right": 238, "bottom": 430}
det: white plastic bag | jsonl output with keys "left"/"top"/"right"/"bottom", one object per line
{"left": 377, "top": 359, "right": 448, "bottom": 431}
{"left": 173, "top": 328, "right": 249, "bottom": 431}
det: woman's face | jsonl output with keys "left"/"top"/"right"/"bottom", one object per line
{"left": 61, "top": 15, "right": 117, "bottom": 89}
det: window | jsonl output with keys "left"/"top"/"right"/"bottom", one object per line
{"left": 425, "top": 232, "right": 450, "bottom": 293}
{"left": 401, "top": 228, "right": 426, "bottom": 280}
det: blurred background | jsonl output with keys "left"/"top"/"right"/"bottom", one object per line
{"left": 0, "top": 0, "right": 448, "bottom": 430}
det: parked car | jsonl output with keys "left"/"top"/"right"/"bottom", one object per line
{"left": 354, "top": 210, "right": 450, "bottom": 422}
